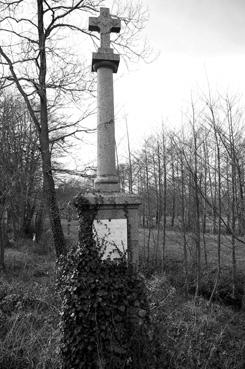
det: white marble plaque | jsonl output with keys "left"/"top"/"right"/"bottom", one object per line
{"left": 93, "top": 219, "right": 127, "bottom": 259}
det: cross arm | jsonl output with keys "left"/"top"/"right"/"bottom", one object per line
{"left": 89, "top": 15, "right": 121, "bottom": 33}
{"left": 110, "top": 18, "right": 121, "bottom": 33}
{"left": 89, "top": 17, "right": 99, "bottom": 32}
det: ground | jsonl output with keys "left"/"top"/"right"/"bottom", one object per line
{"left": 0, "top": 226, "right": 244, "bottom": 368}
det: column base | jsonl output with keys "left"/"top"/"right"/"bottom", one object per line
{"left": 94, "top": 176, "right": 120, "bottom": 192}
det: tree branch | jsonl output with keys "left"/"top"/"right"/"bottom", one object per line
{"left": 0, "top": 47, "right": 40, "bottom": 132}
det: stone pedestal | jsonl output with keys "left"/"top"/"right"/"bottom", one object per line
{"left": 74, "top": 192, "right": 141, "bottom": 268}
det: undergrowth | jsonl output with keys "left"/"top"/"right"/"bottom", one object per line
{"left": 0, "top": 242, "right": 61, "bottom": 369}
{"left": 140, "top": 257, "right": 245, "bottom": 310}
{"left": 0, "top": 240, "right": 245, "bottom": 368}
{"left": 147, "top": 274, "right": 245, "bottom": 368}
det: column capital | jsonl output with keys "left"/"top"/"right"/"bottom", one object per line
{"left": 91, "top": 51, "right": 120, "bottom": 73}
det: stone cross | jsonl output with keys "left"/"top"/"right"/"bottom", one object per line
{"left": 89, "top": 8, "right": 121, "bottom": 49}
{"left": 76, "top": 6, "right": 141, "bottom": 269}
{"left": 89, "top": 7, "right": 120, "bottom": 192}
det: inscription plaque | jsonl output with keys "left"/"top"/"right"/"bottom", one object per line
{"left": 93, "top": 218, "right": 127, "bottom": 259}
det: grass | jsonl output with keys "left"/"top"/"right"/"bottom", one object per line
{"left": 0, "top": 242, "right": 61, "bottom": 369}
{"left": 139, "top": 229, "right": 245, "bottom": 309}
{"left": 147, "top": 274, "right": 245, "bottom": 368}
{"left": 139, "top": 227, "right": 245, "bottom": 269}
{"left": 0, "top": 224, "right": 244, "bottom": 368}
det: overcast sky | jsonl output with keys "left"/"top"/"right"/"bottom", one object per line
{"left": 149, "top": 0, "right": 245, "bottom": 54}
{"left": 69, "top": 0, "right": 245, "bottom": 170}
{"left": 107, "top": 0, "right": 245, "bottom": 160}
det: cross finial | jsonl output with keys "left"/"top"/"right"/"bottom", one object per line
{"left": 89, "top": 7, "right": 121, "bottom": 50}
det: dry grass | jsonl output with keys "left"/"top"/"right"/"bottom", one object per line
{"left": 139, "top": 227, "right": 245, "bottom": 270}
{"left": 0, "top": 244, "right": 61, "bottom": 369}
{"left": 1, "top": 224, "right": 244, "bottom": 368}
{"left": 147, "top": 274, "right": 245, "bottom": 369}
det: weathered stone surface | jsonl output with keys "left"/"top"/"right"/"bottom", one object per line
{"left": 75, "top": 191, "right": 141, "bottom": 207}
{"left": 89, "top": 7, "right": 120, "bottom": 192}
{"left": 91, "top": 52, "right": 120, "bottom": 73}
{"left": 85, "top": 7, "right": 141, "bottom": 267}
{"left": 74, "top": 191, "right": 141, "bottom": 267}
{"left": 94, "top": 65, "right": 120, "bottom": 192}
{"left": 93, "top": 218, "right": 127, "bottom": 259}
{"left": 89, "top": 7, "right": 121, "bottom": 49}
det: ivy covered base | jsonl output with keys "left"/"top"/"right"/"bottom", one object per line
{"left": 58, "top": 240, "right": 156, "bottom": 369}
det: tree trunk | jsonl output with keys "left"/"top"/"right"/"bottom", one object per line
{"left": 162, "top": 136, "right": 167, "bottom": 266}
{"left": 37, "top": 0, "right": 66, "bottom": 257}
{"left": 0, "top": 223, "right": 5, "bottom": 271}
{"left": 171, "top": 152, "right": 176, "bottom": 228}
{"left": 225, "top": 156, "right": 231, "bottom": 234}
{"left": 237, "top": 163, "right": 245, "bottom": 235}
{"left": 180, "top": 154, "right": 188, "bottom": 296}
{"left": 191, "top": 107, "right": 201, "bottom": 301}
{"left": 208, "top": 105, "right": 221, "bottom": 303}
{"left": 202, "top": 139, "right": 208, "bottom": 266}
{"left": 0, "top": 208, "right": 6, "bottom": 271}
{"left": 39, "top": 127, "right": 66, "bottom": 257}
{"left": 144, "top": 148, "right": 151, "bottom": 264}
{"left": 125, "top": 118, "right": 133, "bottom": 193}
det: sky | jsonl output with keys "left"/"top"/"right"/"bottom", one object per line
{"left": 68, "top": 0, "right": 245, "bottom": 170}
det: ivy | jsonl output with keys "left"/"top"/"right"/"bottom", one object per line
{"left": 57, "top": 235, "right": 157, "bottom": 369}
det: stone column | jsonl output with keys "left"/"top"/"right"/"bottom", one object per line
{"left": 89, "top": 8, "right": 121, "bottom": 192}
{"left": 94, "top": 61, "right": 119, "bottom": 192}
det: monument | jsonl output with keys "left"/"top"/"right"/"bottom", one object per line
{"left": 89, "top": 7, "right": 120, "bottom": 192}
{"left": 75, "top": 7, "right": 140, "bottom": 267}
{"left": 61, "top": 10, "right": 151, "bottom": 368}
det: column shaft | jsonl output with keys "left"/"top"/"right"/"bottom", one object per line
{"left": 95, "top": 65, "right": 119, "bottom": 191}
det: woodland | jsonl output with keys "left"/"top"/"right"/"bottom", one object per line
{"left": 0, "top": 1, "right": 244, "bottom": 368}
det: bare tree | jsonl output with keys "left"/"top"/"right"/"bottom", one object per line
{"left": 125, "top": 116, "right": 133, "bottom": 193}
{"left": 0, "top": 94, "right": 41, "bottom": 268}
{"left": 161, "top": 127, "right": 167, "bottom": 266}
{"left": 205, "top": 96, "right": 222, "bottom": 303}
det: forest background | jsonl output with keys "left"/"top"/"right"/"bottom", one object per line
{"left": 0, "top": 0, "right": 245, "bottom": 368}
